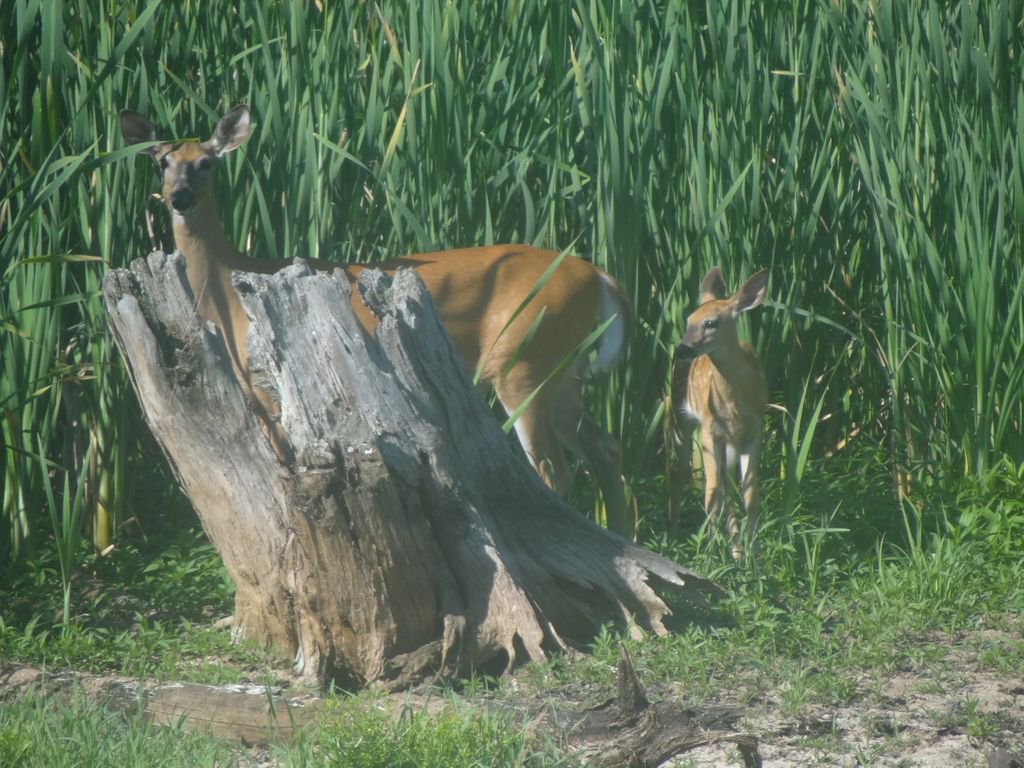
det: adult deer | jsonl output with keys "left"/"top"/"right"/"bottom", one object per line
{"left": 671, "top": 267, "right": 768, "bottom": 560}
{"left": 120, "top": 105, "right": 633, "bottom": 537}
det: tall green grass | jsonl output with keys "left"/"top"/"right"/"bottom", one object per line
{"left": 2, "top": 1, "right": 1022, "bottom": 572}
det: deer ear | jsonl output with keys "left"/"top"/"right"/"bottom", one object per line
{"left": 733, "top": 269, "right": 769, "bottom": 313}
{"left": 206, "top": 105, "right": 251, "bottom": 156}
{"left": 699, "top": 266, "right": 727, "bottom": 304}
{"left": 120, "top": 110, "right": 159, "bottom": 156}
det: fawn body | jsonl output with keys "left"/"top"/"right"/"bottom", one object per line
{"left": 673, "top": 267, "right": 768, "bottom": 559}
{"left": 120, "top": 105, "right": 633, "bottom": 536}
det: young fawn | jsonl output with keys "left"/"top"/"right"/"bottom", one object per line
{"left": 671, "top": 267, "right": 769, "bottom": 560}
{"left": 120, "top": 105, "right": 635, "bottom": 537}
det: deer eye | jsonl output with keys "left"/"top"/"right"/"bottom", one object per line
{"left": 158, "top": 155, "right": 170, "bottom": 171}
{"left": 197, "top": 156, "right": 212, "bottom": 171}
{"left": 702, "top": 318, "right": 718, "bottom": 330}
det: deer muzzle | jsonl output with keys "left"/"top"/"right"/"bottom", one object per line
{"left": 169, "top": 187, "right": 196, "bottom": 214}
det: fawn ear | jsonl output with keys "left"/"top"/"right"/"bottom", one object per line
{"left": 733, "top": 269, "right": 769, "bottom": 313}
{"left": 206, "top": 105, "right": 251, "bottom": 156}
{"left": 699, "top": 266, "right": 727, "bottom": 303}
{"left": 120, "top": 110, "right": 159, "bottom": 156}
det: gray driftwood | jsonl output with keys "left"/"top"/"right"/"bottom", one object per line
{"left": 102, "top": 251, "right": 723, "bottom": 688}
{"left": 0, "top": 663, "right": 318, "bottom": 745}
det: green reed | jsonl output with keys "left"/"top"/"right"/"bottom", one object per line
{"left": 2, "top": 0, "right": 1022, "bottom": 571}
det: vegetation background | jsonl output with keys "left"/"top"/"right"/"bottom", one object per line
{"left": 2, "top": 0, "right": 1024, "bottom": 763}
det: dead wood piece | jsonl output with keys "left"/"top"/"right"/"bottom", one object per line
{"left": 136, "top": 681, "right": 321, "bottom": 744}
{"left": 561, "top": 653, "right": 760, "bottom": 767}
{"left": 616, "top": 642, "right": 649, "bottom": 720}
{"left": 566, "top": 695, "right": 749, "bottom": 768}
{"left": 0, "top": 663, "right": 318, "bottom": 746}
{"left": 736, "top": 733, "right": 763, "bottom": 768}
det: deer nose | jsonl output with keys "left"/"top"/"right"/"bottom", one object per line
{"left": 169, "top": 187, "right": 195, "bottom": 213}
{"left": 674, "top": 341, "right": 696, "bottom": 360}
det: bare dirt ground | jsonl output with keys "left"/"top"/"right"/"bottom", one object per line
{"left": 677, "top": 676, "right": 1023, "bottom": 766}
{"left": 672, "top": 628, "right": 1024, "bottom": 767}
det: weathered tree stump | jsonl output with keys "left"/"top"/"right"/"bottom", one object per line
{"left": 102, "top": 251, "right": 723, "bottom": 688}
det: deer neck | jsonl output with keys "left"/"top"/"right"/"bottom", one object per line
{"left": 704, "top": 332, "right": 746, "bottom": 374}
{"left": 170, "top": 199, "right": 250, "bottom": 329}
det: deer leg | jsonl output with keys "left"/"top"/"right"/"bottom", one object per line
{"left": 738, "top": 437, "right": 761, "bottom": 561}
{"left": 701, "top": 427, "right": 730, "bottom": 552}
{"left": 667, "top": 413, "right": 696, "bottom": 535}
{"left": 498, "top": 384, "right": 573, "bottom": 497}
{"left": 725, "top": 481, "right": 743, "bottom": 560}
{"left": 666, "top": 354, "right": 696, "bottom": 532}
{"left": 554, "top": 392, "right": 630, "bottom": 539}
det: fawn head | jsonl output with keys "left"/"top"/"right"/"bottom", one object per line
{"left": 119, "top": 105, "right": 252, "bottom": 220}
{"left": 676, "top": 267, "right": 769, "bottom": 360}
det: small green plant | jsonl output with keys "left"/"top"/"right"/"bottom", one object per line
{"left": 778, "top": 366, "right": 834, "bottom": 517}
{"left": 976, "top": 637, "right": 1024, "bottom": 678}
{"left": 962, "top": 698, "right": 1000, "bottom": 742}
{"left": 0, "top": 720, "right": 31, "bottom": 766}
{"left": 37, "top": 439, "right": 93, "bottom": 629}
{"left": 308, "top": 694, "right": 577, "bottom": 768}
{"left": 930, "top": 697, "right": 1006, "bottom": 743}
{"left": 956, "top": 458, "right": 1024, "bottom": 562}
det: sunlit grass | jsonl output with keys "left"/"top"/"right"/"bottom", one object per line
{"left": 0, "top": 691, "right": 240, "bottom": 768}
{"left": 0, "top": 685, "right": 578, "bottom": 768}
